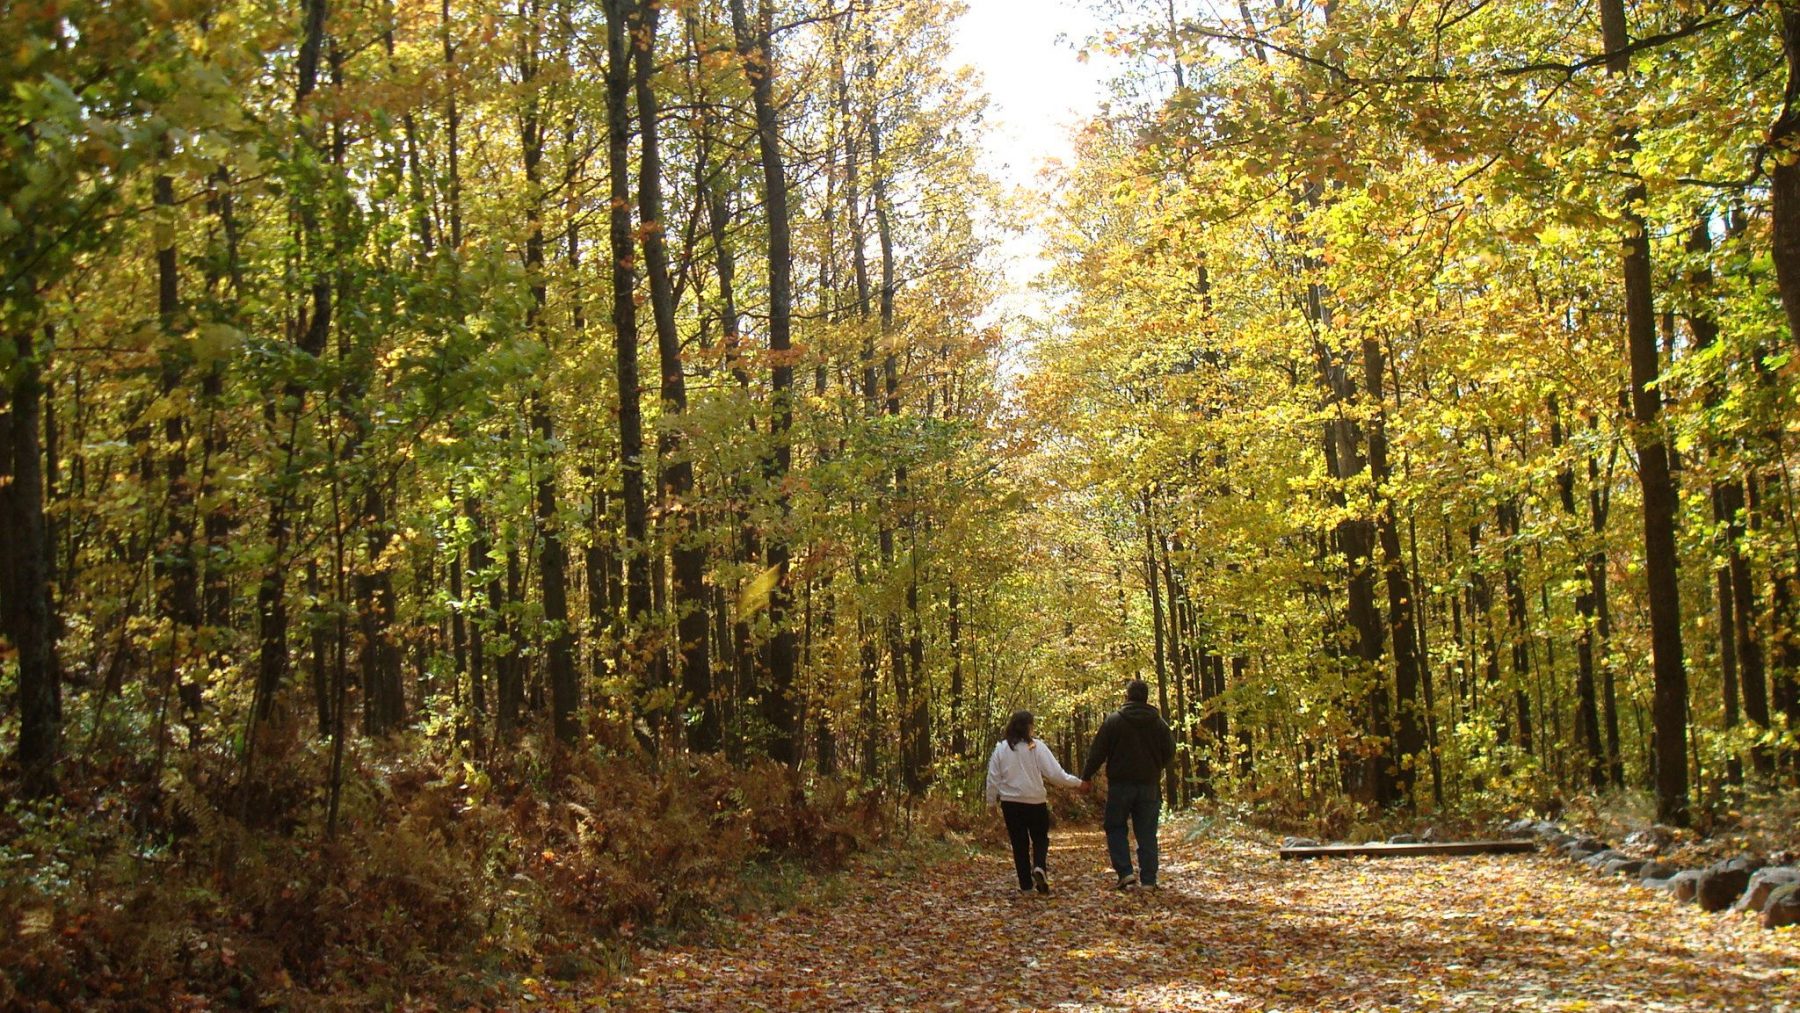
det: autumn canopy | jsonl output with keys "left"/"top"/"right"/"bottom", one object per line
{"left": 2, "top": 0, "right": 1799, "bottom": 1006}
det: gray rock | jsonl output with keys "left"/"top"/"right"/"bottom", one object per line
{"left": 1623, "top": 827, "right": 1676, "bottom": 854}
{"left": 1638, "top": 861, "right": 1676, "bottom": 881}
{"left": 1671, "top": 869, "right": 1704, "bottom": 902}
{"left": 1698, "top": 861, "right": 1755, "bottom": 912}
{"left": 1534, "top": 820, "right": 1564, "bottom": 838}
{"left": 1735, "top": 867, "right": 1800, "bottom": 913}
{"left": 1641, "top": 875, "right": 1674, "bottom": 891}
{"left": 1388, "top": 833, "right": 1421, "bottom": 844}
{"left": 1581, "top": 849, "right": 1628, "bottom": 869}
{"left": 1562, "top": 836, "right": 1607, "bottom": 856}
{"left": 1567, "top": 848, "right": 1599, "bottom": 864}
{"left": 1764, "top": 883, "right": 1800, "bottom": 929}
{"left": 1281, "top": 836, "right": 1321, "bottom": 849}
{"left": 1602, "top": 858, "right": 1647, "bottom": 878}
{"left": 1503, "top": 818, "right": 1537, "bottom": 838}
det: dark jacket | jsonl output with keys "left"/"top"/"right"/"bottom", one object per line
{"left": 1080, "top": 701, "right": 1176, "bottom": 785}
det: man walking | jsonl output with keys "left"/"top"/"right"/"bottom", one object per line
{"left": 1081, "top": 679, "right": 1176, "bottom": 889}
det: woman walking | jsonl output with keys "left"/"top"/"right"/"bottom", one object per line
{"left": 984, "top": 710, "right": 1086, "bottom": 894}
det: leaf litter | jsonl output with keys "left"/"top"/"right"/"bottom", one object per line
{"left": 576, "top": 817, "right": 1798, "bottom": 1011}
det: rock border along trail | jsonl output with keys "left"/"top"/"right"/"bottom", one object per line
{"left": 590, "top": 819, "right": 1798, "bottom": 1011}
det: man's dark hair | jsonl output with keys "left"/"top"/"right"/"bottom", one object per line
{"left": 1126, "top": 679, "right": 1150, "bottom": 704}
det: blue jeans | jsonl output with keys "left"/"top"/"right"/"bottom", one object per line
{"left": 1104, "top": 780, "right": 1162, "bottom": 885}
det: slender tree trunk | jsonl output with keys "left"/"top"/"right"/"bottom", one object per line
{"left": 520, "top": 0, "right": 578, "bottom": 747}
{"left": 256, "top": 0, "right": 334, "bottom": 729}
{"left": 2, "top": 323, "right": 59, "bottom": 795}
{"left": 1551, "top": 397, "right": 1607, "bottom": 789}
{"left": 1364, "top": 337, "right": 1422, "bottom": 806}
{"left": 635, "top": 4, "right": 715, "bottom": 751}
{"left": 731, "top": 0, "right": 798, "bottom": 764}
{"left": 1141, "top": 499, "right": 1177, "bottom": 807}
{"left": 1602, "top": 0, "right": 1688, "bottom": 824}
{"left": 1159, "top": 539, "right": 1193, "bottom": 802}
{"left": 1767, "top": 2, "right": 1800, "bottom": 349}
{"left": 605, "top": 0, "right": 653, "bottom": 704}
{"left": 1497, "top": 496, "right": 1535, "bottom": 754}
{"left": 466, "top": 497, "right": 491, "bottom": 747}
{"left": 1685, "top": 220, "right": 1747, "bottom": 786}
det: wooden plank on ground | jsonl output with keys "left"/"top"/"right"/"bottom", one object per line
{"left": 1278, "top": 840, "right": 1538, "bottom": 860}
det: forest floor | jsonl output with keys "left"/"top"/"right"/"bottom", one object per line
{"left": 571, "top": 816, "right": 1799, "bottom": 1012}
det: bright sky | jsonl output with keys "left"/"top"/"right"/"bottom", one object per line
{"left": 949, "top": 0, "right": 1108, "bottom": 333}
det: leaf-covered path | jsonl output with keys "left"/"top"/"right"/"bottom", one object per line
{"left": 590, "top": 819, "right": 1798, "bottom": 1011}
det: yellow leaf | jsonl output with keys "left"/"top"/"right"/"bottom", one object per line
{"left": 737, "top": 563, "right": 782, "bottom": 617}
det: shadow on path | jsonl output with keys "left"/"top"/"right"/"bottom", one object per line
{"left": 588, "top": 818, "right": 1799, "bottom": 1011}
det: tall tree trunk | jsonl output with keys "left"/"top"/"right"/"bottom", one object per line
{"left": 688, "top": 25, "right": 759, "bottom": 738}
{"left": 1685, "top": 220, "right": 1750, "bottom": 785}
{"left": 1591, "top": 442, "right": 1625, "bottom": 788}
{"left": 833, "top": 26, "right": 884, "bottom": 776}
{"left": 635, "top": 3, "right": 715, "bottom": 752}
{"left": 1551, "top": 397, "right": 1606, "bottom": 789}
{"left": 2, "top": 324, "right": 59, "bottom": 795}
{"left": 1364, "top": 337, "right": 1422, "bottom": 805}
{"left": 1602, "top": 0, "right": 1688, "bottom": 824}
{"left": 948, "top": 581, "right": 966, "bottom": 757}
{"left": 605, "top": 0, "right": 653, "bottom": 710}
{"left": 1302, "top": 194, "right": 1391, "bottom": 804}
{"left": 521, "top": 0, "right": 577, "bottom": 747}
{"left": 199, "top": 165, "right": 240, "bottom": 632}
{"left": 1767, "top": 2, "right": 1800, "bottom": 349}
{"left": 730, "top": 0, "right": 798, "bottom": 764}
{"left": 1497, "top": 496, "right": 1535, "bottom": 754}
{"left": 1159, "top": 538, "right": 1193, "bottom": 802}
{"left": 1142, "top": 501, "right": 1177, "bottom": 808}
{"left": 357, "top": 488, "right": 404, "bottom": 735}
{"left": 256, "top": 0, "right": 335, "bottom": 728}
{"left": 467, "top": 497, "right": 492, "bottom": 747}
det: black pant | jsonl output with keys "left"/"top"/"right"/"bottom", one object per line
{"left": 1000, "top": 800, "right": 1050, "bottom": 890}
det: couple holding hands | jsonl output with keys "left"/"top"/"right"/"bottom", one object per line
{"left": 983, "top": 680, "right": 1177, "bottom": 895}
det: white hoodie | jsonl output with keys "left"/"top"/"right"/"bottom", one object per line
{"left": 984, "top": 737, "right": 1083, "bottom": 806}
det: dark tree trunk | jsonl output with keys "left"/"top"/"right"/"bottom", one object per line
{"left": 1142, "top": 503, "right": 1177, "bottom": 808}
{"left": 467, "top": 497, "right": 491, "bottom": 744}
{"left": 498, "top": 547, "right": 524, "bottom": 737}
{"left": 1159, "top": 540, "right": 1193, "bottom": 803}
{"left": 605, "top": 0, "right": 653, "bottom": 688}
{"left": 948, "top": 581, "right": 966, "bottom": 756}
{"left": 1686, "top": 220, "right": 1749, "bottom": 786}
{"left": 1602, "top": 0, "right": 1688, "bottom": 824}
{"left": 634, "top": 3, "right": 715, "bottom": 752}
{"left": 1768, "top": 2, "right": 1800, "bottom": 350}
{"left": 358, "top": 488, "right": 405, "bottom": 735}
{"left": 256, "top": 0, "right": 335, "bottom": 728}
{"left": 1497, "top": 497, "right": 1534, "bottom": 754}
{"left": 1551, "top": 397, "right": 1607, "bottom": 789}
{"left": 730, "top": 0, "right": 798, "bottom": 764}
{"left": 1364, "top": 337, "right": 1422, "bottom": 806}
{"left": 2, "top": 326, "right": 59, "bottom": 795}
{"left": 521, "top": 0, "right": 578, "bottom": 747}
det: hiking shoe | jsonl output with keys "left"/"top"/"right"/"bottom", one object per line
{"left": 1117, "top": 873, "right": 1139, "bottom": 890}
{"left": 1032, "top": 867, "right": 1049, "bottom": 894}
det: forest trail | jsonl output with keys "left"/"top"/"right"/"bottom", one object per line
{"left": 587, "top": 818, "right": 1798, "bottom": 1012}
